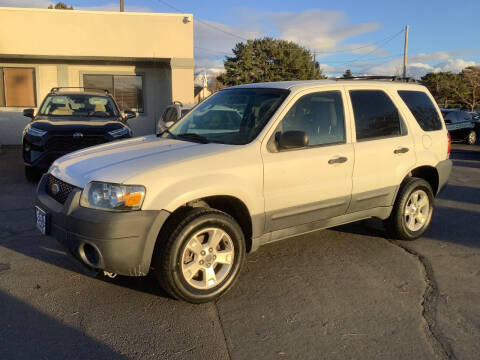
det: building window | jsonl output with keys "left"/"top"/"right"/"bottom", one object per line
{"left": 83, "top": 74, "right": 144, "bottom": 113}
{"left": 0, "top": 67, "right": 36, "bottom": 107}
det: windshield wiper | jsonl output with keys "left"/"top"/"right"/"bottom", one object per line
{"left": 176, "top": 133, "right": 210, "bottom": 144}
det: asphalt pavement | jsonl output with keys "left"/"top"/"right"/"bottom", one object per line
{"left": 0, "top": 144, "right": 479, "bottom": 360}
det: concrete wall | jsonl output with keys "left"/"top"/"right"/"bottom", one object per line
{"left": 0, "top": 7, "right": 193, "bottom": 60}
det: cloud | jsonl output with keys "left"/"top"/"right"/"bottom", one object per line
{"left": 432, "top": 58, "right": 477, "bottom": 73}
{"left": 194, "top": 8, "right": 382, "bottom": 75}
{"left": 343, "top": 54, "right": 478, "bottom": 79}
{"left": 0, "top": 0, "right": 52, "bottom": 7}
{"left": 0, "top": 0, "right": 151, "bottom": 12}
{"left": 267, "top": 10, "right": 380, "bottom": 51}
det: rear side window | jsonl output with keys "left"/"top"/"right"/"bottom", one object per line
{"left": 398, "top": 91, "right": 442, "bottom": 131}
{"left": 350, "top": 90, "right": 403, "bottom": 141}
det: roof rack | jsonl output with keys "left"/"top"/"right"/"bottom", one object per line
{"left": 50, "top": 87, "right": 110, "bottom": 95}
{"left": 335, "top": 76, "right": 417, "bottom": 83}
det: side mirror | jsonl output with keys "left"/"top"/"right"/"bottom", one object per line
{"left": 156, "top": 120, "right": 175, "bottom": 136}
{"left": 23, "top": 108, "right": 34, "bottom": 119}
{"left": 123, "top": 110, "right": 136, "bottom": 120}
{"left": 277, "top": 131, "right": 309, "bottom": 150}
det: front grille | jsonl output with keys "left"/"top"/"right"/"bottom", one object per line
{"left": 46, "top": 135, "right": 108, "bottom": 152}
{"left": 46, "top": 175, "right": 75, "bottom": 204}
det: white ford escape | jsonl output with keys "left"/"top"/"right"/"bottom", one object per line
{"left": 35, "top": 79, "right": 452, "bottom": 303}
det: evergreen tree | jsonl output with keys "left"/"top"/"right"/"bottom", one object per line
{"left": 218, "top": 38, "right": 326, "bottom": 86}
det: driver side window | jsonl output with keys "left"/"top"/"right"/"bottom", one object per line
{"left": 277, "top": 91, "right": 346, "bottom": 147}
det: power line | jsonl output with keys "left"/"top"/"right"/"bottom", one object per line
{"left": 341, "top": 29, "right": 405, "bottom": 66}
{"left": 156, "top": 0, "right": 249, "bottom": 41}
{"left": 157, "top": 0, "right": 405, "bottom": 59}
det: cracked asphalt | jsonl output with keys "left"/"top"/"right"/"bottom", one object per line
{"left": 0, "top": 144, "right": 479, "bottom": 360}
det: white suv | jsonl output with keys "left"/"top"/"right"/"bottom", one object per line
{"left": 35, "top": 79, "right": 452, "bottom": 303}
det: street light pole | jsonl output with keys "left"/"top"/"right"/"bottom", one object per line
{"left": 403, "top": 25, "right": 409, "bottom": 78}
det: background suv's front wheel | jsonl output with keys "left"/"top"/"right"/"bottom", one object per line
{"left": 153, "top": 207, "right": 246, "bottom": 303}
{"left": 384, "top": 177, "right": 434, "bottom": 241}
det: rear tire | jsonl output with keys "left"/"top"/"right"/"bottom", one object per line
{"left": 384, "top": 177, "right": 434, "bottom": 241}
{"left": 466, "top": 130, "right": 477, "bottom": 145}
{"left": 153, "top": 207, "right": 246, "bottom": 303}
{"left": 25, "top": 166, "right": 40, "bottom": 182}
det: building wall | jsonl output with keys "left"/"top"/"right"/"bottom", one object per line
{"left": 0, "top": 7, "right": 194, "bottom": 145}
{"left": 0, "top": 61, "right": 193, "bottom": 145}
{"left": 0, "top": 7, "right": 193, "bottom": 60}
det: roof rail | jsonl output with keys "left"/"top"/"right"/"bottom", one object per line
{"left": 335, "top": 76, "right": 417, "bottom": 83}
{"left": 50, "top": 87, "right": 110, "bottom": 95}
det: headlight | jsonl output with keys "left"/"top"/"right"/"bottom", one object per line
{"left": 26, "top": 126, "right": 47, "bottom": 137}
{"left": 108, "top": 127, "right": 130, "bottom": 138}
{"left": 80, "top": 182, "right": 145, "bottom": 211}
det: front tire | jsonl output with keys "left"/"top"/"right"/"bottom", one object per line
{"left": 153, "top": 207, "right": 246, "bottom": 303}
{"left": 384, "top": 177, "right": 434, "bottom": 241}
{"left": 466, "top": 130, "right": 477, "bottom": 145}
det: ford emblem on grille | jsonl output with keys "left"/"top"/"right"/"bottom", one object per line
{"left": 50, "top": 183, "right": 60, "bottom": 195}
{"left": 73, "top": 132, "right": 84, "bottom": 139}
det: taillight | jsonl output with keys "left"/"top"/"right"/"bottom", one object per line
{"left": 447, "top": 132, "right": 451, "bottom": 157}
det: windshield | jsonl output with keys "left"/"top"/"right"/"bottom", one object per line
{"left": 39, "top": 94, "right": 119, "bottom": 118}
{"left": 163, "top": 88, "right": 289, "bottom": 145}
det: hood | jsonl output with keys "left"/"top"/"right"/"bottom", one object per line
{"left": 49, "top": 135, "right": 231, "bottom": 187}
{"left": 31, "top": 117, "right": 124, "bottom": 134}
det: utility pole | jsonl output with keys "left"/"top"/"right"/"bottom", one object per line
{"left": 313, "top": 52, "right": 316, "bottom": 78}
{"left": 120, "top": 0, "right": 124, "bottom": 12}
{"left": 403, "top": 25, "right": 409, "bottom": 78}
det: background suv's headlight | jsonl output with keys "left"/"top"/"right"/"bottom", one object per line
{"left": 26, "top": 126, "right": 47, "bottom": 137}
{"left": 80, "top": 182, "right": 145, "bottom": 211}
{"left": 108, "top": 127, "right": 130, "bottom": 138}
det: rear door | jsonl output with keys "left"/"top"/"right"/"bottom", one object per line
{"left": 345, "top": 88, "right": 416, "bottom": 213}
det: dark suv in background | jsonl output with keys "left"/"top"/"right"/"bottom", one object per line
{"left": 441, "top": 109, "right": 478, "bottom": 145}
{"left": 22, "top": 87, "right": 135, "bottom": 181}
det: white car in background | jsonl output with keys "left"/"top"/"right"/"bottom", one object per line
{"left": 156, "top": 101, "right": 193, "bottom": 134}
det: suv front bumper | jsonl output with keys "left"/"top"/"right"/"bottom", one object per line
{"left": 35, "top": 174, "right": 170, "bottom": 276}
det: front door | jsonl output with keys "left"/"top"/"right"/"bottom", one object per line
{"left": 262, "top": 89, "right": 354, "bottom": 232}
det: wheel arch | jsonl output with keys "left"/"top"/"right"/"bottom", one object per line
{"left": 403, "top": 165, "right": 439, "bottom": 195}
{"left": 158, "top": 195, "right": 255, "bottom": 253}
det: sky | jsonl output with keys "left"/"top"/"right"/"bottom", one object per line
{"left": 2, "top": 0, "right": 479, "bottom": 78}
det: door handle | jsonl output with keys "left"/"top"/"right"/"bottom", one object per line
{"left": 328, "top": 156, "right": 348, "bottom": 164}
{"left": 394, "top": 147, "right": 409, "bottom": 154}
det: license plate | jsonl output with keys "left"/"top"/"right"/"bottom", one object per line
{"left": 35, "top": 206, "right": 48, "bottom": 235}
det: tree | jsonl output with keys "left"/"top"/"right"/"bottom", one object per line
{"left": 217, "top": 38, "right": 326, "bottom": 86}
{"left": 458, "top": 66, "right": 480, "bottom": 111}
{"left": 48, "top": 2, "right": 74, "bottom": 10}
{"left": 342, "top": 69, "right": 353, "bottom": 78}
{"left": 209, "top": 75, "right": 226, "bottom": 92}
{"left": 421, "top": 72, "right": 459, "bottom": 108}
